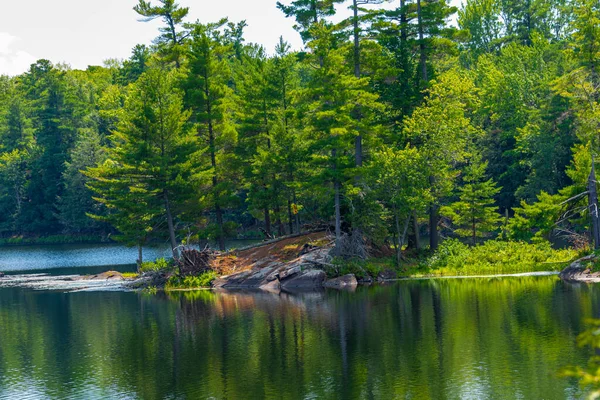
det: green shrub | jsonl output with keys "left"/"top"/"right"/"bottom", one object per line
{"left": 139, "top": 258, "right": 174, "bottom": 273}
{"left": 418, "top": 239, "right": 577, "bottom": 276}
{"left": 165, "top": 271, "right": 218, "bottom": 290}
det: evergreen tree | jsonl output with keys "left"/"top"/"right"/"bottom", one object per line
{"left": 134, "top": 0, "right": 190, "bottom": 67}
{"left": 183, "top": 21, "right": 239, "bottom": 251}
{"left": 442, "top": 156, "right": 502, "bottom": 244}
{"left": 277, "top": 0, "right": 344, "bottom": 42}
{"left": 87, "top": 67, "right": 198, "bottom": 259}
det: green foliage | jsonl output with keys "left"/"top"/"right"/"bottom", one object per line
{"left": 165, "top": 271, "right": 218, "bottom": 289}
{"left": 0, "top": 0, "right": 599, "bottom": 262}
{"left": 506, "top": 191, "right": 565, "bottom": 242}
{"left": 420, "top": 238, "right": 576, "bottom": 276}
{"left": 139, "top": 258, "right": 175, "bottom": 273}
{"left": 562, "top": 319, "right": 600, "bottom": 400}
{"left": 441, "top": 156, "right": 502, "bottom": 244}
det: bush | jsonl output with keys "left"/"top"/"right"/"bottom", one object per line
{"left": 139, "top": 258, "right": 174, "bottom": 273}
{"left": 165, "top": 271, "right": 218, "bottom": 290}
{"left": 419, "top": 239, "right": 577, "bottom": 276}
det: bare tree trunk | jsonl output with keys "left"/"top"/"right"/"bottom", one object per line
{"left": 164, "top": 191, "right": 179, "bottom": 259}
{"left": 589, "top": 157, "right": 600, "bottom": 249}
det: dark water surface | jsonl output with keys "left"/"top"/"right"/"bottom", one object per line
{"left": 0, "top": 275, "right": 594, "bottom": 399}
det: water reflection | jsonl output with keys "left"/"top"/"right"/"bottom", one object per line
{"left": 0, "top": 276, "right": 595, "bottom": 399}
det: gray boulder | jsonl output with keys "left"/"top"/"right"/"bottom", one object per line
{"left": 281, "top": 269, "right": 326, "bottom": 290}
{"left": 324, "top": 274, "right": 358, "bottom": 290}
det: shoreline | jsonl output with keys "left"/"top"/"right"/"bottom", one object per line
{"left": 0, "top": 269, "right": 566, "bottom": 293}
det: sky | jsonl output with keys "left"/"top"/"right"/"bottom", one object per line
{"left": 0, "top": 0, "right": 463, "bottom": 76}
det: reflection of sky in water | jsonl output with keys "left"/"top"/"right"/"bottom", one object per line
{"left": 0, "top": 241, "right": 257, "bottom": 272}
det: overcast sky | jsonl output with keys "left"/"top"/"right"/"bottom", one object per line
{"left": 0, "top": 0, "right": 463, "bottom": 76}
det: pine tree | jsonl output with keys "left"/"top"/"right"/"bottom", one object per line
{"left": 442, "top": 156, "right": 502, "bottom": 244}
{"left": 183, "top": 21, "right": 239, "bottom": 251}
{"left": 277, "top": 0, "right": 344, "bottom": 42}
{"left": 87, "top": 67, "right": 198, "bottom": 260}
{"left": 134, "top": 0, "right": 190, "bottom": 67}
{"left": 300, "top": 23, "right": 384, "bottom": 254}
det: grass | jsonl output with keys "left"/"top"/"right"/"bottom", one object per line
{"left": 411, "top": 239, "right": 578, "bottom": 277}
{"left": 121, "top": 272, "right": 139, "bottom": 279}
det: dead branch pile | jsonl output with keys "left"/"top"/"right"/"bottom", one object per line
{"left": 178, "top": 248, "right": 217, "bottom": 276}
{"left": 334, "top": 230, "right": 369, "bottom": 260}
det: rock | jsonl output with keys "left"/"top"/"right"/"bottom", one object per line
{"left": 324, "top": 274, "right": 358, "bottom": 289}
{"left": 215, "top": 264, "right": 283, "bottom": 290}
{"left": 85, "top": 271, "right": 125, "bottom": 281}
{"left": 560, "top": 255, "right": 600, "bottom": 282}
{"left": 377, "top": 269, "right": 398, "bottom": 282}
{"left": 259, "top": 279, "right": 281, "bottom": 294}
{"left": 280, "top": 269, "right": 326, "bottom": 290}
{"left": 279, "top": 265, "right": 302, "bottom": 280}
{"left": 0, "top": 272, "right": 4, "bottom": 278}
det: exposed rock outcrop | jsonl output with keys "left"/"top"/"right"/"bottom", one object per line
{"left": 559, "top": 255, "right": 600, "bottom": 282}
{"left": 214, "top": 248, "right": 331, "bottom": 292}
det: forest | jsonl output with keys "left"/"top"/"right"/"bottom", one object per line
{"left": 0, "top": 0, "right": 597, "bottom": 264}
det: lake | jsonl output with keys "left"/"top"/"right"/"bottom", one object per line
{"left": 0, "top": 271, "right": 594, "bottom": 399}
{"left": 0, "top": 241, "right": 258, "bottom": 274}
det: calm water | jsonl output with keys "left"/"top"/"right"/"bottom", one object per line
{"left": 0, "top": 241, "right": 258, "bottom": 273}
{"left": 0, "top": 275, "right": 595, "bottom": 399}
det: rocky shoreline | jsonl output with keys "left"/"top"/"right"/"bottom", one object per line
{"left": 559, "top": 254, "right": 600, "bottom": 283}
{"left": 213, "top": 247, "right": 361, "bottom": 293}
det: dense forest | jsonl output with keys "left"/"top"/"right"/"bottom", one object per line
{"left": 0, "top": 0, "right": 597, "bottom": 261}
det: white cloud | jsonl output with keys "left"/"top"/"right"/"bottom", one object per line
{"left": 0, "top": 32, "right": 36, "bottom": 76}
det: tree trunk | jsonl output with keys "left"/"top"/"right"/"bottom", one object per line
{"left": 275, "top": 204, "right": 285, "bottom": 236}
{"left": 164, "top": 191, "right": 179, "bottom": 259}
{"left": 294, "top": 191, "right": 301, "bottom": 234}
{"left": 429, "top": 203, "right": 439, "bottom": 251}
{"left": 288, "top": 198, "right": 294, "bottom": 235}
{"left": 412, "top": 210, "right": 421, "bottom": 250}
{"left": 204, "top": 77, "right": 226, "bottom": 252}
{"left": 215, "top": 203, "right": 226, "bottom": 251}
{"left": 335, "top": 179, "right": 342, "bottom": 251}
{"left": 137, "top": 243, "right": 143, "bottom": 271}
{"left": 333, "top": 148, "right": 341, "bottom": 252}
{"left": 264, "top": 207, "right": 272, "bottom": 237}
{"left": 352, "top": 0, "right": 363, "bottom": 168}
{"left": 589, "top": 157, "right": 600, "bottom": 249}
